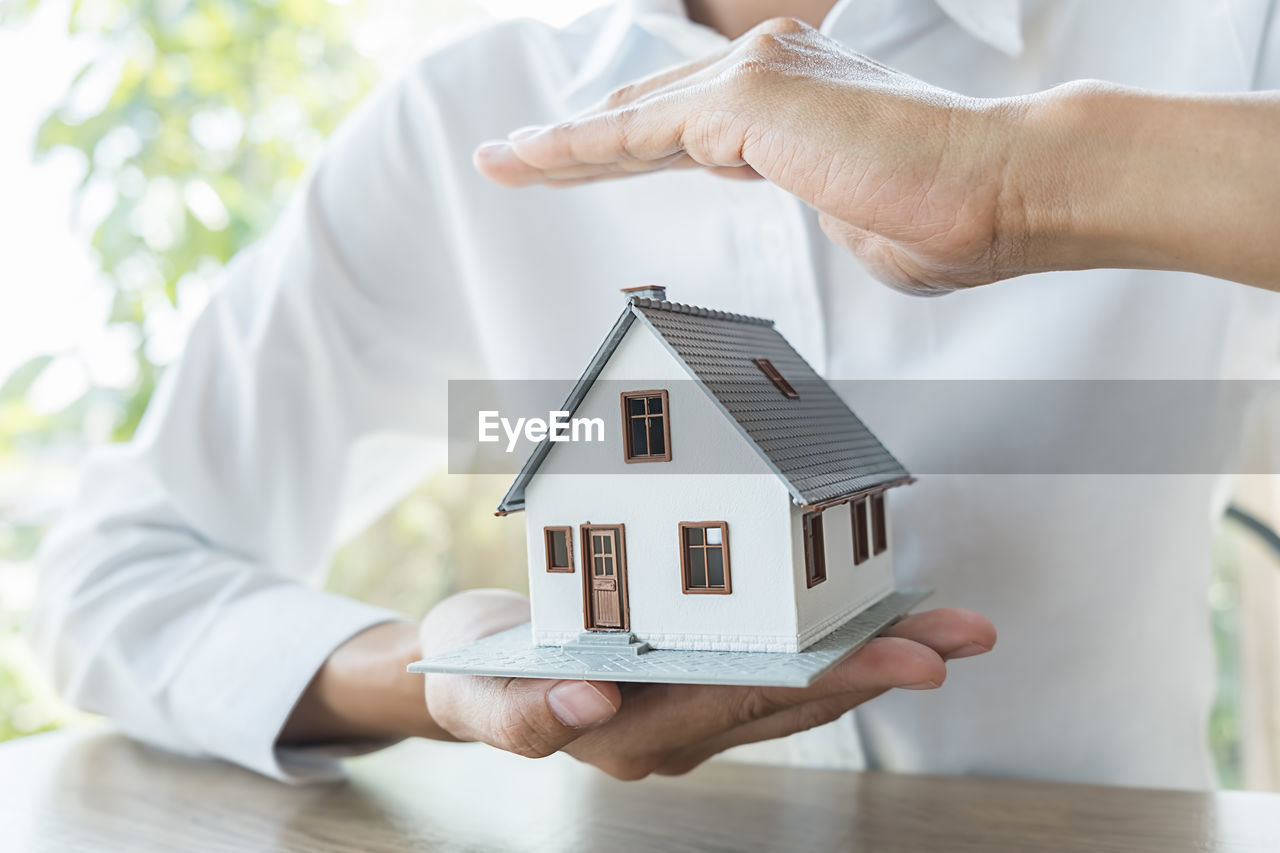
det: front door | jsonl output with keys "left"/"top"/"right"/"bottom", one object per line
{"left": 581, "top": 524, "right": 629, "bottom": 631}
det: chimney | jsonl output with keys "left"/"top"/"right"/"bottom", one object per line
{"left": 621, "top": 285, "right": 667, "bottom": 303}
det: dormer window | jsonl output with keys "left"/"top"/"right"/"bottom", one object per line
{"left": 753, "top": 358, "right": 798, "bottom": 399}
{"left": 620, "top": 390, "right": 671, "bottom": 462}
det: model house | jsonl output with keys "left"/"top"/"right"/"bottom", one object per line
{"left": 497, "top": 286, "right": 912, "bottom": 654}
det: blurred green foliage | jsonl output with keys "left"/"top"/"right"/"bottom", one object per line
{"left": 1209, "top": 527, "right": 1246, "bottom": 789}
{"left": 0, "top": 621, "right": 84, "bottom": 741}
{"left": 328, "top": 472, "right": 527, "bottom": 619}
{"left": 5, "top": 0, "right": 381, "bottom": 449}
{"left": 0, "top": 0, "right": 524, "bottom": 745}
{"left": 0, "top": 0, "right": 380, "bottom": 742}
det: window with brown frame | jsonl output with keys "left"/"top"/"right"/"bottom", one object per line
{"left": 752, "top": 358, "right": 799, "bottom": 399}
{"left": 544, "top": 526, "right": 574, "bottom": 573}
{"left": 620, "top": 390, "right": 672, "bottom": 462}
{"left": 803, "top": 510, "right": 826, "bottom": 587}
{"left": 851, "top": 498, "right": 870, "bottom": 565}
{"left": 871, "top": 493, "right": 888, "bottom": 555}
{"left": 679, "top": 522, "right": 731, "bottom": 594}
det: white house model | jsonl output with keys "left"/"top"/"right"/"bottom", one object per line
{"left": 496, "top": 286, "right": 913, "bottom": 655}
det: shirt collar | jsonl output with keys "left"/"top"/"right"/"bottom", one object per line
{"left": 633, "top": 0, "right": 1027, "bottom": 58}
{"left": 929, "top": 0, "right": 1024, "bottom": 57}
{"left": 823, "top": 0, "right": 1023, "bottom": 57}
{"left": 560, "top": 0, "right": 725, "bottom": 107}
{"left": 563, "top": 0, "right": 1024, "bottom": 106}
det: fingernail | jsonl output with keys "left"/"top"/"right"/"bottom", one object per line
{"left": 948, "top": 643, "right": 991, "bottom": 659}
{"left": 548, "top": 681, "right": 617, "bottom": 728}
{"left": 474, "top": 140, "right": 511, "bottom": 158}
{"left": 903, "top": 680, "right": 942, "bottom": 690}
{"left": 507, "top": 125, "right": 543, "bottom": 141}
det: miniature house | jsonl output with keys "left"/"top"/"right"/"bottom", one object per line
{"left": 497, "top": 286, "right": 912, "bottom": 654}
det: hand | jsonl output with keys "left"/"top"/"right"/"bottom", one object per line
{"left": 474, "top": 17, "right": 1280, "bottom": 294}
{"left": 473, "top": 17, "right": 1029, "bottom": 295}
{"left": 420, "top": 589, "right": 994, "bottom": 779}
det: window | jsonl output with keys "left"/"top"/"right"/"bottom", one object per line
{"left": 679, "top": 522, "right": 731, "bottom": 594}
{"left": 871, "top": 493, "right": 888, "bottom": 555}
{"left": 544, "top": 526, "right": 573, "bottom": 573}
{"left": 752, "top": 358, "right": 799, "bottom": 399}
{"left": 851, "top": 498, "right": 869, "bottom": 565}
{"left": 620, "top": 390, "right": 672, "bottom": 462}
{"left": 803, "top": 510, "right": 826, "bottom": 587}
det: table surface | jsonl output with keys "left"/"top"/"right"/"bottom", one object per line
{"left": 2, "top": 728, "right": 1279, "bottom": 852}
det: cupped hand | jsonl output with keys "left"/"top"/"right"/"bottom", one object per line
{"left": 420, "top": 588, "right": 995, "bottom": 780}
{"left": 473, "top": 17, "right": 1033, "bottom": 296}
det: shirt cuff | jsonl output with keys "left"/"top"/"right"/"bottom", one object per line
{"left": 166, "top": 582, "right": 402, "bottom": 783}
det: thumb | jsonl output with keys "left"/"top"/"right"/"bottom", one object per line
{"left": 419, "top": 589, "right": 621, "bottom": 758}
{"left": 429, "top": 674, "right": 620, "bottom": 759}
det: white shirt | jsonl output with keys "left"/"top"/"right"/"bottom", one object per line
{"left": 31, "top": 0, "right": 1280, "bottom": 785}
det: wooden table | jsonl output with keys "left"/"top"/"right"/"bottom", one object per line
{"left": 2, "top": 728, "right": 1278, "bottom": 852}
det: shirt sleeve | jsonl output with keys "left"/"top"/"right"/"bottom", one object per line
{"left": 26, "top": 37, "right": 495, "bottom": 783}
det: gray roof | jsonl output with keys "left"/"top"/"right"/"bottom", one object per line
{"left": 497, "top": 298, "right": 910, "bottom": 513}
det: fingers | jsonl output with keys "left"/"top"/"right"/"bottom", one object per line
{"left": 474, "top": 146, "right": 692, "bottom": 188}
{"left": 568, "top": 607, "right": 996, "bottom": 777}
{"left": 881, "top": 607, "right": 997, "bottom": 659}
{"left": 474, "top": 145, "right": 760, "bottom": 188}
{"left": 512, "top": 98, "right": 686, "bottom": 168}
{"left": 474, "top": 93, "right": 693, "bottom": 188}
{"left": 750, "top": 605, "right": 999, "bottom": 709}
{"left": 568, "top": 632, "right": 946, "bottom": 767}
{"left": 653, "top": 691, "right": 873, "bottom": 775}
{"left": 708, "top": 164, "right": 763, "bottom": 180}
{"left": 591, "top": 48, "right": 729, "bottom": 113}
{"left": 651, "top": 610, "right": 996, "bottom": 773}
{"left": 476, "top": 30, "right": 731, "bottom": 187}
{"left": 421, "top": 595, "right": 994, "bottom": 771}
{"left": 474, "top": 16, "right": 830, "bottom": 189}
{"left": 758, "top": 636, "right": 947, "bottom": 713}
{"left": 586, "top": 16, "right": 812, "bottom": 115}
{"left": 565, "top": 635, "right": 944, "bottom": 778}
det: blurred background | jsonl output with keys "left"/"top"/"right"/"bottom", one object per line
{"left": 0, "top": 0, "right": 1277, "bottom": 790}
{"left": 0, "top": 0, "right": 607, "bottom": 743}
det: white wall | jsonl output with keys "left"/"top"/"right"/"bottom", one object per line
{"left": 790, "top": 496, "right": 896, "bottom": 650}
{"left": 523, "top": 319, "right": 801, "bottom": 651}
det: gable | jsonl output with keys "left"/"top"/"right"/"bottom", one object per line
{"left": 530, "top": 320, "right": 773, "bottom": 481}
{"left": 498, "top": 298, "right": 911, "bottom": 514}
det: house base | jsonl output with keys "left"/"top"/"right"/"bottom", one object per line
{"left": 407, "top": 588, "right": 930, "bottom": 688}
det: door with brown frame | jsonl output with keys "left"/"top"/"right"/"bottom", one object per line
{"left": 581, "top": 524, "right": 629, "bottom": 631}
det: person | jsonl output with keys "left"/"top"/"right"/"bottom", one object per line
{"left": 31, "top": 0, "right": 1280, "bottom": 787}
